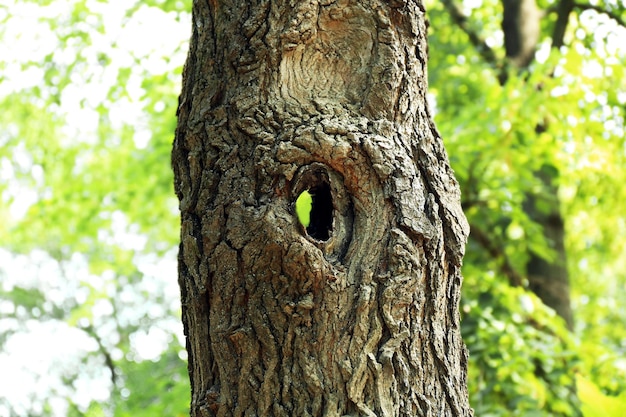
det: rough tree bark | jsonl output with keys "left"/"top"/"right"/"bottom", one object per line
{"left": 172, "top": 1, "right": 472, "bottom": 416}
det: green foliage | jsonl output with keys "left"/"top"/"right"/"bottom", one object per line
{"left": 461, "top": 268, "right": 580, "bottom": 416}
{"left": 578, "top": 375, "right": 626, "bottom": 417}
{"left": 0, "top": 1, "right": 191, "bottom": 416}
{"left": 113, "top": 348, "right": 189, "bottom": 417}
{"left": 427, "top": 0, "right": 626, "bottom": 414}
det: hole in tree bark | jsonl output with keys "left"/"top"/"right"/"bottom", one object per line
{"left": 306, "top": 182, "right": 333, "bottom": 241}
{"left": 293, "top": 163, "right": 353, "bottom": 260}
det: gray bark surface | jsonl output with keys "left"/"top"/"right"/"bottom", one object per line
{"left": 172, "top": 1, "right": 472, "bottom": 416}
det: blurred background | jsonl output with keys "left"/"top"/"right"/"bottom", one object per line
{"left": 0, "top": 0, "right": 624, "bottom": 416}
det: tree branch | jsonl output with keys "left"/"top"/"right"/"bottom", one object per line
{"left": 573, "top": 2, "right": 626, "bottom": 28}
{"left": 551, "top": 0, "right": 575, "bottom": 49}
{"left": 83, "top": 324, "right": 118, "bottom": 388}
{"left": 440, "top": 0, "right": 501, "bottom": 68}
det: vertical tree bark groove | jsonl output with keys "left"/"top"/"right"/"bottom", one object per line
{"left": 172, "top": 1, "right": 472, "bottom": 416}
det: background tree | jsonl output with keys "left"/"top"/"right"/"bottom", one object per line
{"left": 172, "top": 1, "right": 472, "bottom": 415}
{"left": 0, "top": 0, "right": 625, "bottom": 416}
{"left": 429, "top": 0, "right": 626, "bottom": 414}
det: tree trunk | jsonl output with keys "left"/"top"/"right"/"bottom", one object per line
{"left": 172, "top": 1, "right": 472, "bottom": 416}
{"left": 523, "top": 165, "right": 573, "bottom": 329}
{"left": 500, "top": 1, "right": 574, "bottom": 328}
